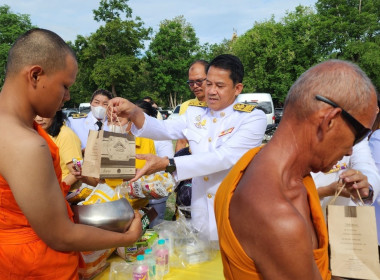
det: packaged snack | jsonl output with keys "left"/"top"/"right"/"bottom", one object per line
{"left": 116, "top": 229, "right": 158, "bottom": 262}
{"left": 66, "top": 184, "right": 95, "bottom": 204}
{"left": 126, "top": 171, "right": 176, "bottom": 200}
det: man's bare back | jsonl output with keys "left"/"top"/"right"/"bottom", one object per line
{"left": 215, "top": 59, "right": 378, "bottom": 279}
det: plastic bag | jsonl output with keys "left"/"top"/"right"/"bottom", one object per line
{"left": 152, "top": 207, "right": 216, "bottom": 268}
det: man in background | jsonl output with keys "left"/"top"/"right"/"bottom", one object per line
{"left": 175, "top": 60, "right": 208, "bottom": 152}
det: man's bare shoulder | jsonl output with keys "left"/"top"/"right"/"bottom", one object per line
{"left": 0, "top": 115, "right": 49, "bottom": 172}
{"left": 229, "top": 164, "right": 312, "bottom": 260}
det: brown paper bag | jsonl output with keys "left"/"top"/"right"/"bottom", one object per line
{"left": 82, "top": 130, "right": 135, "bottom": 180}
{"left": 327, "top": 203, "right": 380, "bottom": 279}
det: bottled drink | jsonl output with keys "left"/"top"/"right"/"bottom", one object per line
{"left": 155, "top": 239, "right": 169, "bottom": 278}
{"left": 145, "top": 248, "right": 156, "bottom": 280}
{"left": 133, "top": 254, "right": 149, "bottom": 280}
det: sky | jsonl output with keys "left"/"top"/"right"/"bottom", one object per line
{"left": 1, "top": 0, "right": 318, "bottom": 46}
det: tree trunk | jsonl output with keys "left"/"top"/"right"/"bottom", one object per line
{"left": 111, "top": 84, "right": 117, "bottom": 97}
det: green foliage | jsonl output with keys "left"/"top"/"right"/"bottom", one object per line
{"left": 69, "top": 0, "right": 151, "bottom": 105}
{"left": 0, "top": 5, "right": 34, "bottom": 85}
{"left": 1, "top": 0, "right": 379, "bottom": 105}
{"left": 93, "top": 0, "right": 132, "bottom": 22}
{"left": 146, "top": 16, "right": 199, "bottom": 108}
{"left": 232, "top": 6, "right": 321, "bottom": 105}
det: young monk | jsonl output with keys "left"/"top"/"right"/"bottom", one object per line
{"left": 214, "top": 60, "right": 378, "bottom": 279}
{"left": 0, "top": 28, "right": 141, "bottom": 279}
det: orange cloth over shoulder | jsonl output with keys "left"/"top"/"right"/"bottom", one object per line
{"left": 0, "top": 122, "right": 79, "bottom": 280}
{"left": 214, "top": 147, "right": 331, "bottom": 280}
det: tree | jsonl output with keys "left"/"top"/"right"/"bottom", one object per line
{"left": 146, "top": 16, "right": 199, "bottom": 108}
{"left": 315, "top": 0, "right": 380, "bottom": 90}
{"left": 69, "top": 0, "right": 150, "bottom": 105}
{"left": 315, "top": 0, "right": 380, "bottom": 57}
{"left": 0, "top": 5, "right": 35, "bottom": 85}
{"left": 231, "top": 6, "right": 320, "bottom": 105}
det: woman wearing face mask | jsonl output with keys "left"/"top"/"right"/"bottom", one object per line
{"left": 68, "top": 89, "right": 113, "bottom": 151}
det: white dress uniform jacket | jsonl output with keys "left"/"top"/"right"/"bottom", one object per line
{"left": 368, "top": 130, "right": 380, "bottom": 245}
{"left": 131, "top": 100, "right": 267, "bottom": 240}
{"left": 68, "top": 111, "right": 109, "bottom": 149}
{"left": 311, "top": 138, "right": 380, "bottom": 217}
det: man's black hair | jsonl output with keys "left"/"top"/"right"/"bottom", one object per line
{"left": 135, "top": 100, "right": 158, "bottom": 118}
{"left": 207, "top": 54, "right": 244, "bottom": 85}
{"left": 91, "top": 89, "right": 113, "bottom": 102}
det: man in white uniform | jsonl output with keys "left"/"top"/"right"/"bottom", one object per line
{"left": 68, "top": 89, "right": 112, "bottom": 149}
{"left": 108, "top": 54, "right": 267, "bottom": 241}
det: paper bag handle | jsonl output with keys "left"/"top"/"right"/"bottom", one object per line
{"left": 107, "top": 106, "right": 130, "bottom": 134}
{"left": 329, "top": 180, "right": 365, "bottom": 206}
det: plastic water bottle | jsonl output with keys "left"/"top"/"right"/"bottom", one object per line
{"left": 145, "top": 248, "right": 156, "bottom": 280}
{"left": 133, "top": 254, "right": 149, "bottom": 280}
{"left": 158, "top": 229, "right": 173, "bottom": 255}
{"left": 155, "top": 239, "right": 169, "bottom": 278}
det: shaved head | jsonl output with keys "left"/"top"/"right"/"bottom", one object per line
{"left": 5, "top": 28, "right": 76, "bottom": 78}
{"left": 284, "top": 59, "right": 376, "bottom": 120}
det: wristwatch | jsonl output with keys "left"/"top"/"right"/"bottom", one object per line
{"left": 165, "top": 158, "right": 176, "bottom": 173}
{"left": 362, "top": 185, "right": 374, "bottom": 202}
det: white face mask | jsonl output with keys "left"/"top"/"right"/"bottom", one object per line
{"left": 108, "top": 124, "right": 128, "bottom": 134}
{"left": 91, "top": 105, "right": 106, "bottom": 120}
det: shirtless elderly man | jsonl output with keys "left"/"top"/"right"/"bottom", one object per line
{"left": 0, "top": 28, "right": 141, "bottom": 279}
{"left": 215, "top": 60, "right": 378, "bottom": 279}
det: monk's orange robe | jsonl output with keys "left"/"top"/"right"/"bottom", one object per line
{"left": 214, "top": 147, "right": 331, "bottom": 280}
{"left": 0, "top": 122, "right": 80, "bottom": 279}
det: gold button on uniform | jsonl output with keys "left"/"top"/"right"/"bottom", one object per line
{"left": 207, "top": 193, "right": 213, "bottom": 199}
{"left": 220, "top": 112, "right": 225, "bottom": 117}
{"left": 213, "top": 118, "right": 217, "bottom": 123}
{"left": 208, "top": 137, "right": 212, "bottom": 142}
{"left": 204, "top": 176, "right": 209, "bottom": 181}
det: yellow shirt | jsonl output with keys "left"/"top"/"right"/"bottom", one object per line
{"left": 135, "top": 137, "right": 156, "bottom": 168}
{"left": 179, "top": 98, "right": 197, "bottom": 115}
{"left": 51, "top": 125, "right": 82, "bottom": 180}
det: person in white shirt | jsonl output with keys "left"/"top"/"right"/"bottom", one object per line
{"left": 107, "top": 54, "right": 267, "bottom": 241}
{"left": 312, "top": 138, "right": 379, "bottom": 217}
{"left": 68, "top": 89, "right": 112, "bottom": 150}
{"left": 368, "top": 112, "right": 380, "bottom": 248}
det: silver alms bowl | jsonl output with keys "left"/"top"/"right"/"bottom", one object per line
{"left": 71, "top": 198, "right": 134, "bottom": 233}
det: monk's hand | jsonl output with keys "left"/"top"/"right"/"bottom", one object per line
{"left": 339, "top": 169, "right": 371, "bottom": 200}
{"left": 130, "top": 154, "right": 169, "bottom": 182}
{"left": 123, "top": 211, "right": 142, "bottom": 245}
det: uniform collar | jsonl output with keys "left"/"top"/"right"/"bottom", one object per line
{"left": 209, "top": 100, "right": 237, "bottom": 118}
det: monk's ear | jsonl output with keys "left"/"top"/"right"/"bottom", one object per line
{"left": 316, "top": 107, "right": 342, "bottom": 142}
{"left": 28, "top": 65, "right": 44, "bottom": 87}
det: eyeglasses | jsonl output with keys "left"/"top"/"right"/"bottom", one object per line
{"left": 315, "top": 95, "right": 371, "bottom": 145}
{"left": 187, "top": 78, "right": 206, "bottom": 87}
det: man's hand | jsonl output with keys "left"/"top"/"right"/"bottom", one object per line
{"left": 339, "top": 169, "right": 371, "bottom": 200}
{"left": 130, "top": 154, "right": 170, "bottom": 182}
{"left": 107, "top": 97, "right": 137, "bottom": 121}
{"left": 107, "top": 97, "right": 146, "bottom": 129}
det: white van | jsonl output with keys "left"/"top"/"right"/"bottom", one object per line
{"left": 236, "top": 93, "right": 275, "bottom": 125}
{"left": 79, "top": 103, "right": 91, "bottom": 113}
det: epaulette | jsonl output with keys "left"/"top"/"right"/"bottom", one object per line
{"left": 71, "top": 113, "right": 87, "bottom": 119}
{"left": 233, "top": 103, "right": 256, "bottom": 112}
{"left": 188, "top": 100, "right": 207, "bottom": 107}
